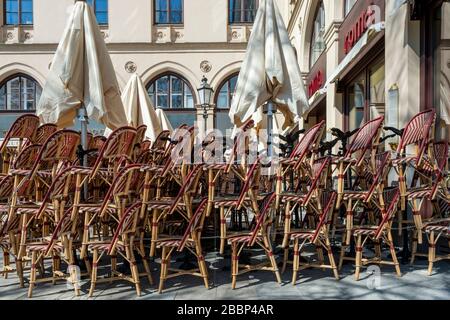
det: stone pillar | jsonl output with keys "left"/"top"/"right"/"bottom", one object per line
{"left": 385, "top": 0, "right": 421, "bottom": 129}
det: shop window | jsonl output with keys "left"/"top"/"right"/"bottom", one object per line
{"left": 345, "top": 56, "right": 385, "bottom": 132}
{"left": 0, "top": 74, "right": 41, "bottom": 111}
{"left": 344, "top": 0, "right": 357, "bottom": 17}
{"left": 309, "top": 1, "right": 325, "bottom": 69}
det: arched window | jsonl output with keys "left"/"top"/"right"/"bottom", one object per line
{"left": 4, "top": 0, "right": 33, "bottom": 25}
{"left": 146, "top": 73, "right": 194, "bottom": 109}
{"left": 0, "top": 74, "right": 42, "bottom": 111}
{"left": 216, "top": 74, "right": 238, "bottom": 109}
{"left": 86, "top": 0, "right": 108, "bottom": 25}
{"left": 309, "top": 1, "right": 325, "bottom": 69}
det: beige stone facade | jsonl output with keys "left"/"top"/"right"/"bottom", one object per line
{"left": 0, "top": 0, "right": 289, "bottom": 134}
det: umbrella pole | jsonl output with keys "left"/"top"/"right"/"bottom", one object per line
{"left": 78, "top": 106, "right": 89, "bottom": 200}
{"left": 267, "top": 101, "right": 274, "bottom": 160}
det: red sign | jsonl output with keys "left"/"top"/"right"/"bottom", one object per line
{"left": 344, "top": 7, "right": 377, "bottom": 54}
{"left": 308, "top": 70, "right": 324, "bottom": 97}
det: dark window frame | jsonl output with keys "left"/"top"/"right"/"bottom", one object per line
{"left": 146, "top": 72, "right": 196, "bottom": 110}
{"left": 3, "top": 0, "right": 33, "bottom": 26}
{"left": 214, "top": 73, "right": 239, "bottom": 109}
{"left": 309, "top": 0, "right": 326, "bottom": 69}
{"left": 86, "top": 0, "right": 109, "bottom": 25}
{"left": 228, "top": 0, "right": 259, "bottom": 24}
{"left": 154, "top": 0, "right": 184, "bottom": 25}
{"left": 0, "top": 73, "right": 42, "bottom": 113}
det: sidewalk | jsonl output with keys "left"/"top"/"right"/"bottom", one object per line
{"left": 0, "top": 250, "right": 449, "bottom": 300}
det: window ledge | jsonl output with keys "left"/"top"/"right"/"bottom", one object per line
{"left": 228, "top": 25, "right": 253, "bottom": 43}
{"left": 0, "top": 25, "right": 34, "bottom": 44}
{"left": 153, "top": 25, "right": 185, "bottom": 43}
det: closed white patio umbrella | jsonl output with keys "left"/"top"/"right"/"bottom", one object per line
{"left": 106, "top": 73, "right": 163, "bottom": 142}
{"left": 37, "top": 0, "right": 127, "bottom": 157}
{"left": 156, "top": 108, "right": 174, "bottom": 133}
{"left": 229, "top": 0, "right": 308, "bottom": 156}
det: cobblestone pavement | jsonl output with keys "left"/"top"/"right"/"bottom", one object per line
{"left": 1, "top": 246, "right": 449, "bottom": 300}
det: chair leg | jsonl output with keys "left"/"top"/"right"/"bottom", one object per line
{"left": 142, "top": 257, "right": 154, "bottom": 285}
{"left": 292, "top": 239, "right": 299, "bottom": 285}
{"left": 338, "top": 233, "right": 347, "bottom": 271}
{"left": 219, "top": 207, "right": 226, "bottom": 255}
{"left": 428, "top": 231, "right": 436, "bottom": 276}
{"left": 281, "top": 247, "right": 289, "bottom": 274}
{"left": 16, "top": 257, "right": 24, "bottom": 288}
{"left": 27, "top": 251, "right": 37, "bottom": 298}
{"left": 88, "top": 249, "right": 99, "bottom": 298}
{"left": 326, "top": 242, "right": 339, "bottom": 280}
{"left": 354, "top": 235, "right": 362, "bottom": 281}
{"left": 158, "top": 247, "right": 168, "bottom": 294}
{"left": 231, "top": 243, "right": 238, "bottom": 290}
{"left": 265, "top": 239, "right": 281, "bottom": 284}
{"left": 3, "top": 251, "right": 10, "bottom": 279}
{"left": 387, "top": 231, "right": 401, "bottom": 277}
{"left": 410, "top": 231, "right": 418, "bottom": 265}
{"left": 316, "top": 245, "right": 325, "bottom": 271}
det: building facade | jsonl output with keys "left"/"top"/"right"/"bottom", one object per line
{"left": 288, "top": 0, "right": 450, "bottom": 142}
{"left": 1, "top": 0, "right": 449, "bottom": 142}
{"left": 0, "top": 0, "right": 290, "bottom": 136}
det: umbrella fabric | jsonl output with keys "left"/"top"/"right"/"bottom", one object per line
{"left": 121, "top": 73, "right": 162, "bottom": 141}
{"left": 229, "top": 0, "right": 308, "bottom": 132}
{"left": 156, "top": 108, "right": 174, "bottom": 133}
{"left": 37, "top": 2, "right": 127, "bottom": 130}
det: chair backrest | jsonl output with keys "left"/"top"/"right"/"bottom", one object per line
{"left": 89, "top": 135, "right": 107, "bottom": 150}
{"left": 301, "top": 156, "right": 332, "bottom": 206}
{"left": 11, "top": 144, "right": 41, "bottom": 170}
{"left": 429, "top": 141, "right": 449, "bottom": 200}
{"left": 225, "top": 119, "right": 255, "bottom": 173}
{"left": 374, "top": 187, "right": 400, "bottom": 239}
{"left": 44, "top": 207, "right": 74, "bottom": 256}
{"left": 346, "top": 116, "right": 384, "bottom": 165}
{"left": 311, "top": 191, "right": 337, "bottom": 243}
{"left": 135, "top": 125, "right": 147, "bottom": 145}
{"left": 151, "top": 130, "right": 170, "bottom": 152}
{"left": 236, "top": 158, "right": 261, "bottom": 209}
{"left": 397, "top": 109, "right": 436, "bottom": 164}
{"left": 27, "top": 129, "right": 81, "bottom": 180}
{"left": 32, "top": 124, "right": 58, "bottom": 145}
{"left": 363, "top": 151, "right": 391, "bottom": 202}
{"left": 98, "top": 164, "right": 145, "bottom": 218}
{"left": 89, "top": 126, "right": 137, "bottom": 180}
{"left": 108, "top": 201, "right": 143, "bottom": 255}
{"left": 248, "top": 192, "right": 276, "bottom": 246}
{"left": 178, "top": 198, "right": 208, "bottom": 251}
{"left": 290, "top": 120, "right": 325, "bottom": 161}
{"left": 0, "top": 114, "right": 40, "bottom": 154}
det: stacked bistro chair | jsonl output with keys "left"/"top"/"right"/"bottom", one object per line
{"left": 0, "top": 114, "right": 40, "bottom": 176}
{"left": 333, "top": 116, "right": 385, "bottom": 246}
{"left": 80, "top": 165, "right": 153, "bottom": 297}
{"left": 275, "top": 120, "right": 326, "bottom": 209}
{"left": 227, "top": 191, "right": 281, "bottom": 289}
{"left": 409, "top": 141, "right": 449, "bottom": 273}
{"left": 5, "top": 129, "right": 81, "bottom": 288}
{"left": 342, "top": 187, "right": 402, "bottom": 280}
{"left": 283, "top": 190, "right": 339, "bottom": 284}
{"left": 279, "top": 157, "right": 335, "bottom": 275}
{"left": 155, "top": 198, "right": 209, "bottom": 293}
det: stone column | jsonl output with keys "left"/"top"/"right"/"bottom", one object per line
{"left": 196, "top": 104, "right": 216, "bottom": 137}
